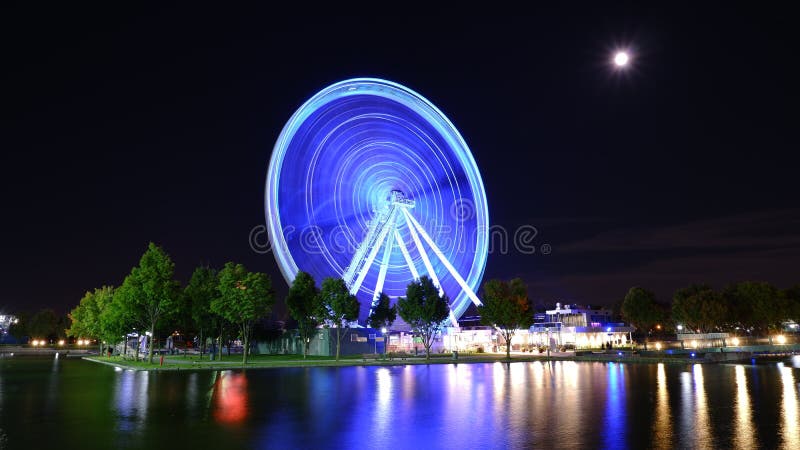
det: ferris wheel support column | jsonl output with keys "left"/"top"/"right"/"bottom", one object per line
{"left": 371, "top": 217, "right": 397, "bottom": 309}
{"left": 402, "top": 210, "right": 444, "bottom": 297}
{"left": 402, "top": 208, "right": 483, "bottom": 307}
{"left": 349, "top": 209, "right": 397, "bottom": 296}
{"left": 394, "top": 229, "right": 420, "bottom": 280}
{"left": 402, "top": 209, "right": 459, "bottom": 327}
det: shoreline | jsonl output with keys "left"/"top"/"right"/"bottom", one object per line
{"left": 80, "top": 350, "right": 796, "bottom": 372}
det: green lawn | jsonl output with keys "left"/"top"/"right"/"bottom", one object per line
{"left": 84, "top": 349, "right": 716, "bottom": 372}
{"left": 84, "top": 351, "right": 511, "bottom": 371}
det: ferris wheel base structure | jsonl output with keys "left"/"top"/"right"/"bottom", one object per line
{"left": 266, "top": 78, "right": 489, "bottom": 326}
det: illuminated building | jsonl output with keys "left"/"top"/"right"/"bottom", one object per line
{"left": 529, "top": 303, "right": 634, "bottom": 350}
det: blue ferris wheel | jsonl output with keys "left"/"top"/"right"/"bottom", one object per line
{"left": 265, "top": 78, "right": 488, "bottom": 325}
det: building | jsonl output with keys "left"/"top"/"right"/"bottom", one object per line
{"left": 438, "top": 303, "right": 635, "bottom": 353}
{"left": 529, "top": 303, "right": 634, "bottom": 350}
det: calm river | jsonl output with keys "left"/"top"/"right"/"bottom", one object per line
{"left": 1, "top": 356, "right": 799, "bottom": 449}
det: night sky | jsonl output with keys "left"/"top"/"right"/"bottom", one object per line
{"left": 2, "top": 5, "right": 798, "bottom": 317}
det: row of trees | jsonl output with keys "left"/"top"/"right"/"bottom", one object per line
{"left": 68, "top": 242, "right": 537, "bottom": 362}
{"left": 7, "top": 309, "right": 69, "bottom": 343}
{"left": 286, "top": 271, "right": 391, "bottom": 360}
{"left": 286, "top": 272, "right": 534, "bottom": 360}
{"left": 622, "top": 281, "right": 800, "bottom": 347}
{"left": 68, "top": 243, "right": 274, "bottom": 364}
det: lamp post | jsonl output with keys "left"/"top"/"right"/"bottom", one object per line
{"left": 381, "top": 328, "right": 387, "bottom": 355}
{"left": 546, "top": 327, "right": 551, "bottom": 358}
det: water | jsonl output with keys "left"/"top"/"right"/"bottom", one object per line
{"left": 1, "top": 356, "right": 799, "bottom": 449}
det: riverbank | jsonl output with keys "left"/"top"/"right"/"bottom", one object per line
{"left": 80, "top": 349, "right": 790, "bottom": 371}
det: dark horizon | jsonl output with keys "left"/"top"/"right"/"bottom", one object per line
{"left": 2, "top": 5, "right": 798, "bottom": 316}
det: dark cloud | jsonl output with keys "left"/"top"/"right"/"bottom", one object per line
{"left": 522, "top": 210, "right": 800, "bottom": 304}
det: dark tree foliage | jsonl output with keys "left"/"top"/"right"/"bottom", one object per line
{"left": 286, "top": 271, "right": 321, "bottom": 359}
{"left": 478, "top": 278, "right": 533, "bottom": 359}
{"left": 397, "top": 276, "right": 450, "bottom": 360}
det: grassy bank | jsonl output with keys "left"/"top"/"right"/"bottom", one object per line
{"left": 81, "top": 350, "right": 727, "bottom": 371}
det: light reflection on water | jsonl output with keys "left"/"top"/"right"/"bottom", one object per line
{"left": 652, "top": 363, "right": 672, "bottom": 449}
{"left": 604, "top": 362, "right": 625, "bottom": 449}
{"left": 212, "top": 370, "right": 248, "bottom": 425}
{"left": 114, "top": 369, "right": 149, "bottom": 433}
{"left": 780, "top": 365, "right": 799, "bottom": 448}
{"left": 734, "top": 365, "right": 757, "bottom": 449}
{"left": 693, "top": 364, "right": 714, "bottom": 448}
{"left": 1, "top": 357, "right": 800, "bottom": 449}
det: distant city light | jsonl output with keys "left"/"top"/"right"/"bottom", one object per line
{"left": 776, "top": 335, "right": 787, "bottom": 344}
{"left": 381, "top": 327, "right": 387, "bottom": 334}
{"left": 613, "top": 51, "right": 630, "bottom": 67}
{"left": 677, "top": 325, "right": 683, "bottom": 331}
{"left": 655, "top": 343, "right": 662, "bottom": 350}
{"left": 58, "top": 340, "right": 65, "bottom": 346}
{"left": 691, "top": 340, "right": 698, "bottom": 349}
{"left": 731, "top": 337, "right": 740, "bottom": 346}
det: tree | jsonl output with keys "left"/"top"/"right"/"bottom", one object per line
{"left": 102, "top": 289, "right": 137, "bottom": 358}
{"left": 211, "top": 262, "right": 274, "bottom": 364}
{"left": 397, "top": 276, "right": 450, "bottom": 360}
{"left": 317, "top": 277, "right": 360, "bottom": 361}
{"left": 621, "top": 287, "right": 662, "bottom": 350}
{"left": 29, "top": 309, "right": 62, "bottom": 343}
{"left": 184, "top": 266, "right": 219, "bottom": 356}
{"left": 96, "top": 288, "right": 130, "bottom": 356}
{"left": 785, "top": 285, "right": 800, "bottom": 323}
{"left": 478, "top": 278, "right": 533, "bottom": 359}
{"left": 286, "top": 271, "right": 321, "bottom": 359}
{"left": 672, "top": 284, "right": 725, "bottom": 334}
{"left": 115, "top": 242, "right": 181, "bottom": 364}
{"left": 69, "top": 286, "right": 116, "bottom": 354}
{"left": 7, "top": 312, "right": 29, "bottom": 341}
{"left": 368, "top": 292, "right": 397, "bottom": 330}
{"left": 68, "top": 295, "right": 94, "bottom": 341}
{"left": 724, "top": 281, "right": 785, "bottom": 341}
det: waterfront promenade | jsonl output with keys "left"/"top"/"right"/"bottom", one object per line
{"left": 81, "top": 343, "right": 800, "bottom": 371}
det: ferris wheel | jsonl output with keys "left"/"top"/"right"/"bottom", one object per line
{"left": 265, "top": 78, "right": 488, "bottom": 326}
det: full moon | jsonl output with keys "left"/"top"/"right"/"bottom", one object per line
{"left": 614, "top": 51, "right": 630, "bottom": 67}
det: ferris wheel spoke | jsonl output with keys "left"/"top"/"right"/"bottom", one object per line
{"left": 394, "top": 229, "right": 420, "bottom": 280}
{"left": 402, "top": 208, "right": 482, "bottom": 307}
{"left": 371, "top": 219, "right": 396, "bottom": 311}
{"left": 402, "top": 209, "right": 444, "bottom": 298}
{"left": 348, "top": 209, "right": 396, "bottom": 295}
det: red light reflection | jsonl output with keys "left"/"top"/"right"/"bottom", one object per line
{"left": 213, "top": 371, "right": 248, "bottom": 425}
